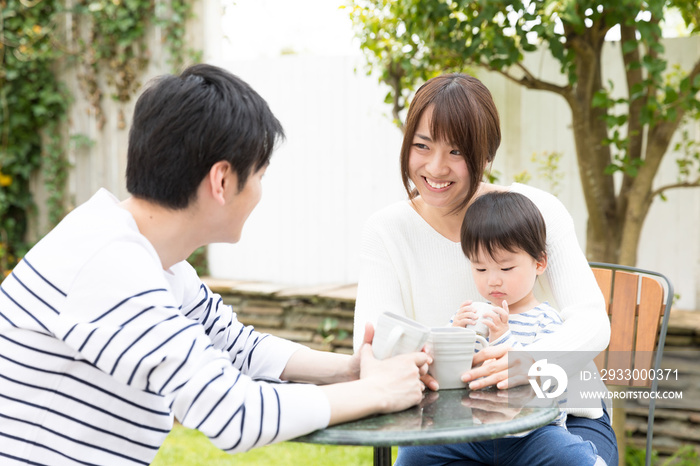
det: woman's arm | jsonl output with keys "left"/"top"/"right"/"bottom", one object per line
{"left": 526, "top": 205, "right": 610, "bottom": 355}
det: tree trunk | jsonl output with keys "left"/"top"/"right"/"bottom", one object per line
{"left": 568, "top": 44, "right": 621, "bottom": 264}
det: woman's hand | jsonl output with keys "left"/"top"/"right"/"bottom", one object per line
{"left": 461, "top": 345, "right": 534, "bottom": 390}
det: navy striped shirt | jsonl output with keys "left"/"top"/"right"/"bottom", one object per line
{"left": 490, "top": 303, "right": 567, "bottom": 428}
{"left": 490, "top": 303, "right": 563, "bottom": 348}
{"left": 0, "top": 189, "right": 329, "bottom": 465}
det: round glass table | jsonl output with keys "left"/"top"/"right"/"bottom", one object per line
{"left": 294, "top": 387, "right": 559, "bottom": 466}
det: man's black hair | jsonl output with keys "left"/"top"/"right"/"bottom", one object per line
{"left": 126, "top": 64, "right": 284, "bottom": 209}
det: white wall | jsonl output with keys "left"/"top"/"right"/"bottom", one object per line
{"left": 206, "top": 38, "right": 700, "bottom": 310}
{"left": 207, "top": 55, "right": 406, "bottom": 286}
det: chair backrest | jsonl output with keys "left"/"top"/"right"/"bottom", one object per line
{"left": 589, "top": 262, "right": 673, "bottom": 388}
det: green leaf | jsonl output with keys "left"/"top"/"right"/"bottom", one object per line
{"left": 630, "top": 82, "right": 645, "bottom": 100}
{"left": 622, "top": 40, "right": 638, "bottom": 55}
{"left": 604, "top": 164, "right": 621, "bottom": 175}
{"left": 664, "top": 87, "right": 679, "bottom": 104}
{"left": 592, "top": 91, "right": 611, "bottom": 108}
{"left": 667, "top": 107, "right": 677, "bottom": 122}
{"left": 693, "top": 74, "right": 700, "bottom": 89}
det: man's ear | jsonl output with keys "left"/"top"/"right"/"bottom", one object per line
{"left": 207, "top": 161, "right": 232, "bottom": 205}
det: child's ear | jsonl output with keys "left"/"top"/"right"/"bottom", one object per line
{"left": 535, "top": 253, "right": 548, "bottom": 275}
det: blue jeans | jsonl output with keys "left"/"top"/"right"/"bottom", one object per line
{"left": 394, "top": 405, "right": 617, "bottom": 466}
{"left": 567, "top": 406, "right": 618, "bottom": 466}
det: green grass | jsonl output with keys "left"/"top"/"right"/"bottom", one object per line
{"left": 152, "top": 423, "right": 395, "bottom": 465}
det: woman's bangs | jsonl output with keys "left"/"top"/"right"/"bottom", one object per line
{"left": 429, "top": 92, "right": 467, "bottom": 148}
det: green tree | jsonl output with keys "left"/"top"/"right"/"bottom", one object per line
{"left": 349, "top": 0, "right": 700, "bottom": 266}
{"left": 1, "top": 0, "right": 70, "bottom": 275}
{"left": 1, "top": 0, "right": 199, "bottom": 277}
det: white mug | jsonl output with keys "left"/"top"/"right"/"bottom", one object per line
{"left": 372, "top": 312, "right": 430, "bottom": 360}
{"left": 466, "top": 302, "right": 495, "bottom": 339}
{"left": 427, "top": 327, "right": 489, "bottom": 390}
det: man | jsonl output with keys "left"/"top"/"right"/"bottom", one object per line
{"left": 0, "top": 64, "right": 428, "bottom": 465}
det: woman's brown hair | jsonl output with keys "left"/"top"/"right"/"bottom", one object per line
{"left": 400, "top": 74, "right": 501, "bottom": 213}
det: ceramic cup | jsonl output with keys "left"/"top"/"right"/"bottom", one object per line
{"left": 466, "top": 302, "right": 496, "bottom": 339}
{"left": 427, "top": 327, "right": 489, "bottom": 390}
{"left": 372, "top": 312, "right": 430, "bottom": 360}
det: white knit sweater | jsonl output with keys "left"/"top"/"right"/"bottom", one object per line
{"left": 354, "top": 183, "right": 610, "bottom": 418}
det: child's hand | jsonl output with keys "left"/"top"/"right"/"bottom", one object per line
{"left": 450, "top": 300, "right": 475, "bottom": 327}
{"left": 482, "top": 300, "right": 510, "bottom": 341}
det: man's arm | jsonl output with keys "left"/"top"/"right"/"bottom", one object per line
{"left": 281, "top": 323, "right": 431, "bottom": 426}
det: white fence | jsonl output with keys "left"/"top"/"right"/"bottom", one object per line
{"left": 51, "top": 35, "right": 700, "bottom": 310}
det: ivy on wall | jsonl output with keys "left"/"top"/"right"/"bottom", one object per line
{"left": 0, "top": 0, "right": 199, "bottom": 276}
{"left": 0, "top": 0, "right": 69, "bottom": 274}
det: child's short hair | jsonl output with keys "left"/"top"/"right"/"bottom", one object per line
{"left": 461, "top": 191, "right": 547, "bottom": 262}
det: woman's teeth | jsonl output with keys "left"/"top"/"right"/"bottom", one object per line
{"left": 426, "top": 178, "right": 452, "bottom": 189}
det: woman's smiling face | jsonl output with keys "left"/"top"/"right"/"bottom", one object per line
{"left": 408, "top": 106, "right": 471, "bottom": 212}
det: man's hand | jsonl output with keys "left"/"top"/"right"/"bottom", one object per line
{"left": 320, "top": 322, "right": 430, "bottom": 425}
{"left": 346, "top": 322, "right": 375, "bottom": 381}
{"left": 358, "top": 344, "right": 431, "bottom": 413}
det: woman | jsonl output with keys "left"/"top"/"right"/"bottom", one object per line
{"left": 353, "top": 74, "right": 617, "bottom": 465}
